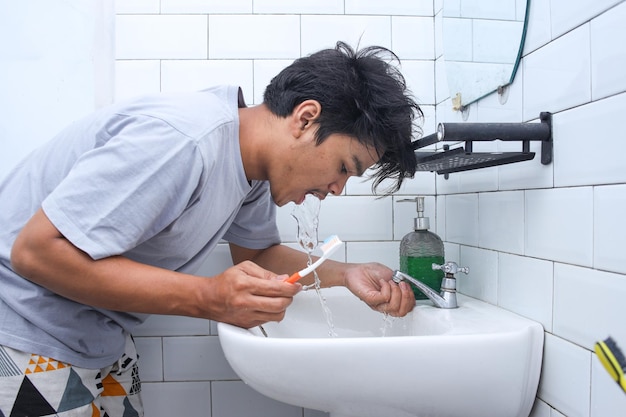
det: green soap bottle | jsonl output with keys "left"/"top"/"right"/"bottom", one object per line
{"left": 399, "top": 197, "right": 444, "bottom": 300}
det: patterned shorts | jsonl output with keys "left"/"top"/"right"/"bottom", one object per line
{"left": 0, "top": 336, "right": 143, "bottom": 417}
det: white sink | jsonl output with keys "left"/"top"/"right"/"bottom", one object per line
{"left": 218, "top": 287, "right": 544, "bottom": 417}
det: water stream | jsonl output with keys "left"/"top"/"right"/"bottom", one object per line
{"left": 291, "top": 195, "right": 337, "bottom": 337}
{"left": 290, "top": 194, "right": 396, "bottom": 338}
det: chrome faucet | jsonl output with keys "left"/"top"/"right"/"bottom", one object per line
{"left": 392, "top": 262, "right": 469, "bottom": 309}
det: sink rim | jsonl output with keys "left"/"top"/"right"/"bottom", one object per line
{"left": 218, "top": 289, "right": 543, "bottom": 340}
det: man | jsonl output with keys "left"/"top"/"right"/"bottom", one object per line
{"left": 0, "top": 42, "right": 421, "bottom": 416}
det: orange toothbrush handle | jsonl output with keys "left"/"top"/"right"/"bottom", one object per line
{"left": 284, "top": 272, "right": 302, "bottom": 284}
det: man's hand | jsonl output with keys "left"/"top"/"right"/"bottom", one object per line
{"left": 202, "top": 261, "right": 301, "bottom": 328}
{"left": 343, "top": 262, "right": 414, "bottom": 317}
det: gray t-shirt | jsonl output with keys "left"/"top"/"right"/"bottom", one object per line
{"left": 0, "top": 85, "right": 280, "bottom": 368}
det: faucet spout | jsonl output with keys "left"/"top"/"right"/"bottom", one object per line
{"left": 392, "top": 270, "right": 456, "bottom": 309}
{"left": 392, "top": 262, "right": 468, "bottom": 309}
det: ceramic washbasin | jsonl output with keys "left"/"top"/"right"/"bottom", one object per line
{"left": 218, "top": 287, "right": 544, "bottom": 417}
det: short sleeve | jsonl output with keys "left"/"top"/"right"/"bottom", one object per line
{"left": 42, "top": 114, "right": 204, "bottom": 260}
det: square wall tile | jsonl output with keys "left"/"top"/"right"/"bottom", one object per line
{"left": 163, "top": 336, "right": 238, "bottom": 381}
{"left": 538, "top": 334, "right": 591, "bottom": 417}
{"left": 212, "top": 381, "right": 302, "bottom": 417}
{"left": 253, "top": 0, "right": 343, "bottom": 14}
{"left": 401, "top": 60, "right": 436, "bottom": 106}
{"left": 142, "top": 382, "right": 212, "bottom": 417}
{"left": 116, "top": 15, "right": 208, "bottom": 59}
{"left": 473, "top": 19, "right": 524, "bottom": 64}
{"left": 347, "top": 241, "right": 400, "bottom": 269}
{"left": 525, "top": 187, "right": 593, "bottom": 266}
{"left": 594, "top": 185, "right": 626, "bottom": 273}
{"left": 523, "top": 0, "right": 551, "bottom": 54}
{"left": 458, "top": 246, "right": 498, "bottom": 304}
{"left": 134, "top": 337, "right": 163, "bottom": 382}
{"left": 590, "top": 2, "right": 626, "bottom": 100}
{"left": 161, "top": 0, "right": 252, "bottom": 14}
{"left": 436, "top": 195, "right": 446, "bottom": 242}
{"left": 195, "top": 243, "right": 234, "bottom": 277}
{"left": 497, "top": 140, "right": 554, "bottom": 191}
{"left": 550, "top": 0, "right": 622, "bottom": 38}
{"left": 445, "top": 193, "right": 479, "bottom": 246}
{"left": 478, "top": 191, "right": 524, "bottom": 254}
{"left": 345, "top": 0, "right": 433, "bottom": 15}
{"left": 160, "top": 60, "right": 253, "bottom": 94}
{"left": 133, "top": 314, "right": 211, "bottom": 337}
{"left": 553, "top": 263, "right": 626, "bottom": 350}
{"left": 441, "top": 17, "right": 472, "bottom": 61}
{"left": 474, "top": 72, "right": 523, "bottom": 123}
{"left": 498, "top": 253, "right": 553, "bottom": 331}
{"left": 209, "top": 15, "right": 300, "bottom": 59}
{"left": 115, "top": 60, "right": 160, "bottom": 101}
{"left": 253, "top": 60, "right": 293, "bottom": 105}
{"left": 591, "top": 354, "right": 626, "bottom": 417}
{"left": 351, "top": 169, "right": 435, "bottom": 197}
{"left": 391, "top": 16, "right": 435, "bottom": 60}
{"left": 435, "top": 56, "right": 450, "bottom": 104}
{"left": 554, "top": 92, "right": 626, "bottom": 187}
{"left": 301, "top": 15, "right": 392, "bottom": 56}
{"left": 116, "top": 0, "right": 159, "bottom": 14}
{"left": 460, "top": 0, "right": 517, "bottom": 20}
{"left": 522, "top": 25, "right": 591, "bottom": 119}
{"left": 277, "top": 196, "right": 393, "bottom": 243}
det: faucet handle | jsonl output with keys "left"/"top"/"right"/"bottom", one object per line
{"left": 432, "top": 262, "right": 469, "bottom": 275}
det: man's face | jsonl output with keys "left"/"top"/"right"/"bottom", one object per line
{"left": 269, "top": 131, "right": 379, "bottom": 207}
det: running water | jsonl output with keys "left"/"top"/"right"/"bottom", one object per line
{"left": 291, "top": 195, "right": 337, "bottom": 337}
{"left": 380, "top": 312, "right": 395, "bottom": 337}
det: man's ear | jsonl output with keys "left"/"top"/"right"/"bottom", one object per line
{"left": 291, "top": 100, "right": 321, "bottom": 139}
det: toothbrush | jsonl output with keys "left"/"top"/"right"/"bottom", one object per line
{"left": 284, "top": 235, "right": 343, "bottom": 284}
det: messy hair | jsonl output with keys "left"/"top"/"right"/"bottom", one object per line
{"left": 263, "top": 41, "right": 422, "bottom": 194}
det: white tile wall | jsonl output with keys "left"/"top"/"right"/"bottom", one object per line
{"left": 116, "top": 15, "right": 208, "bottom": 59}
{"left": 478, "top": 190, "right": 524, "bottom": 254}
{"left": 539, "top": 334, "right": 591, "bottom": 417}
{"left": 498, "top": 253, "right": 553, "bottom": 331}
{"left": 594, "top": 184, "right": 626, "bottom": 274}
{"left": 525, "top": 187, "right": 593, "bottom": 266}
{"left": 434, "top": 2, "right": 626, "bottom": 417}
{"left": 1, "top": 0, "right": 115, "bottom": 181}
{"left": 110, "top": 2, "right": 626, "bottom": 417}
{"left": 590, "top": 1, "right": 626, "bottom": 100}
{"left": 554, "top": 93, "right": 626, "bottom": 187}
{"left": 522, "top": 24, "right": 591, "bottom": 119}
{"left": 553, "top": 263, "right": 626, "bottom": 350}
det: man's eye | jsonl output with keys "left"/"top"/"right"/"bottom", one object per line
{"left": 341, "top": 164, "right": 348, "bottom": 174}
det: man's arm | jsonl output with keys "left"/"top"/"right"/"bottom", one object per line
{"left": 11, "top": 208, "right": 300, "bottom": 328}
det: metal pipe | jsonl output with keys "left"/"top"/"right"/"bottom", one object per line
{"left": 437, "top": 120, "right": 551, "bottom": 142}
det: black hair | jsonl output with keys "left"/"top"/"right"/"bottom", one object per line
{"left": 263, "top": 41, "right": 422, "bottom": 194}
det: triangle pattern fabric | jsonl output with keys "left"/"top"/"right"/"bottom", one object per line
{"left": 0, "top": 347, "right": 21, "bottom": 377}
{"left": 129, "top": 364, "right": 141, "bottom": 395}
{"left": 25, "top": 354, "right": 68, "bottom": 374}
{"left": 122, "top": 397, "right": 139, "bottom": 417}
{"left": 57, "top": 368, "right": 95, "bottom": 413}
{"left": 10, "top": 376, "right": 56, "bottom": 417}
{"left": 101, "top": 374, "right": 127, "bottom": 397}
{"left": 25, "top": 364, "right": 71, "bottom": 411}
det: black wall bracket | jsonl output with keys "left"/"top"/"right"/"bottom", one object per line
{"left": 413, "top": 112, "right": 553, "bottom": 177}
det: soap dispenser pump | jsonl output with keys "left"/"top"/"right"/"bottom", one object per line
{"left": 398, "top": 197, "right": 445, "bottom": 300}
